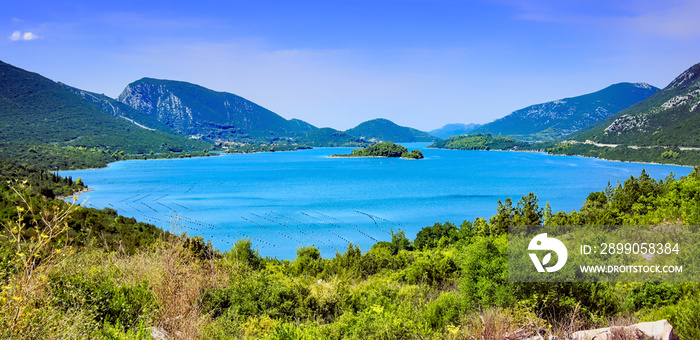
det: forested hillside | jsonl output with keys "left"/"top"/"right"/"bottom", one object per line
{"left": 429, "top": 133, "right": 528, "bottom": 151}
{"left": 0, "top": 61, "right": 214, "bottom": 169}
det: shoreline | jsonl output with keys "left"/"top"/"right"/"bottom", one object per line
{"left": 57, "top": 187, "right": 94, "bottom": 200}
{"left": 427, "top": 146, "right": 695, "bottom": 168}
{"left": 327, "top": 155, "right": 422, "bottom": 160}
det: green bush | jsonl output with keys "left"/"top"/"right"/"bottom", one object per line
{"left": 624, "top": 282, "right": 684, "bottom": 310}
{"left": 401, "top": 250, "right": 458, "bottom": 286}
{"left": 459, "top": 234, "right": 514, "bottom": 309}
{"left": 49, "top": 275, "right": 157, "bottom": 331}
{"left": 421, "top": 291, "right": 463, "bottom": 331}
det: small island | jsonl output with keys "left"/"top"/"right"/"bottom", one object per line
{"left": 331, "top": 142, "right": 424, "bottom": 159}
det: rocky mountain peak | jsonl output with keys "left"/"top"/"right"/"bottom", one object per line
{"left": 667, "top": 62, "right": 700, "bottom": 90}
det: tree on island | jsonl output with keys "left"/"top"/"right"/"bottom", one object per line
{"left": 334, "top": 142, "right": 424, "bottom": 159}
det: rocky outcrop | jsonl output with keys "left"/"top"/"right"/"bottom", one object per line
{"left": 148, "top": 327, "right": 171, "bottom": 340}
{"left": 117, "top": 77, "right": 315, "bottom": 140}
{"left": 570, "top": 320, "right": 678, "bottom": 340}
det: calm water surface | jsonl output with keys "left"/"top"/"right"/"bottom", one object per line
{"left": 61, "top": 144, "right": 691, "bottom": 259}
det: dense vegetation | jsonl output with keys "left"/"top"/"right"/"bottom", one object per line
{"left": 224, "top": 144, "right": 311, "bottom": 154}
{"left": 346, "top": 118, "right": 439, "bottom": 143}
{"left": 546, "top": 142, "right": 700, "bottom": 167}
{"left": 2, "top": 152, "right": 699, "bottom": 338}
{"left": 332, "top": 142, "right": 424, "bottom": 159}
{"left": 429, "top": 133, "right": 528, "bottom": 151}
{"left": 429, "top": 133, "right": 700, "bottom": 166}
{"left": 0, "top": 142, "right": 219, "bottom": 170}
{"left": 295, "top": 128, "right": 370, "bottom": 148}
{"left": 472, "top": 83, "right": 659, "bottom": 142}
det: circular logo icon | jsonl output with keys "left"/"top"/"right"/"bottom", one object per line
{"left": 528, "top": 233, "right": 568, "bottom": 273}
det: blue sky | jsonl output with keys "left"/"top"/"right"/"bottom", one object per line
{"left": 2, "top": 0, "right": 700, "bottom": 130}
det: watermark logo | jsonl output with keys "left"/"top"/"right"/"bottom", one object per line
{"left": 528, "top": 233, "right": 568, "bottom": 272}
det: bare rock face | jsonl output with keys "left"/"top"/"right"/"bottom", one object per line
{"left": 149, "top": 326, "right": 171, "bottom": 340}
{"left": 570, "top": 319, "right": 678, "bottom": 340}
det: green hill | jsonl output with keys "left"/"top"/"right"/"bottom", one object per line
{"left": 296, "top": 128, "right": 370, "bottom": 147}
{"left": 473, "top": 83, "right": 659, "bottom": 142}
{"left": 345, "top": 118, "right": 438, "bottom": 143}
{"left": 429, "top": 133, "right": 528, "bottom": 151}
{"left": 0, "top": 61, "right": 213, "bottom": 169}
{"left": 117, "top": 78, "right": 315, "bottom": 142}
{"left": 571, "top": 62, "right": 700, "bottom": 147}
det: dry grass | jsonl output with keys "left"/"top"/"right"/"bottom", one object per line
{"left": 452, "top": 308, "right": 547, "bottom": 340}
{"left": 0, "top": 202, "right": 229, "bottom": 339}
{"left": 81, "top": 233, "right": 228, "bottom": 339}
{"left": 0, "top": 189, "right": 78, "bottom": 337}
{"left": 548, "top": 304, "right": 596, "bottom": 339}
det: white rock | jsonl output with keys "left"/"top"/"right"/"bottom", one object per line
{"left": 571, "top": 319, "right": 678, "bottom": 340}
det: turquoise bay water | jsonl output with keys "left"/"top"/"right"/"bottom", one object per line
{"left": 61, "top": 144, "right": 691, "bottom": 259}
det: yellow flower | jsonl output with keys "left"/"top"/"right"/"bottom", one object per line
{"left": 447, "top": 324, "right": 460, "bottom": 335}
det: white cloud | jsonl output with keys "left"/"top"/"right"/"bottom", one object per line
{"left": 9, "top": 31, "right": 21, "bottom": 41}
{"left": 23, "top": 32, "right": 40, "bottom": 41}
{"left": 8, "top": 30, "right": 40, "bottom": 41}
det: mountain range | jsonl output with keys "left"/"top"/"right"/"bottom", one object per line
{"left": 0, "top": 61, "right": 211, "bottom": 155}
{"left": 473, "top": 82, "right": 660, "bottom": 142}
{"left": 570, "top": 62, "right": 700, "bottom": 147}
{"left": 2, "top": 57, "right": 699, "bottom": 169}
{"left": 117, "top": 78, "right": 316, "bottom": 141}
{"left": 0, "top": 60, "right": 435, "bottom": 169}
{"left": 429, "top": 123, "right": 482, "bottom": 139}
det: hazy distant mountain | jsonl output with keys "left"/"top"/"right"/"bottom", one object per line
{"left": 117, "top": 78, "right": 315, "bottom": 141}
{"left": 345, "top": 118, "right": 439, "bottom": 143}
{"left": 429, "top": 123, "right": 482, "bottom": 139}
{"left": 571, "top": 62, "right": 700, "bottom": 147}
{"left": 0, "top": 60, "right": 211, "bottom": 154}
{"left": 473, "top": 83, "right": 660, "bottom": 142}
